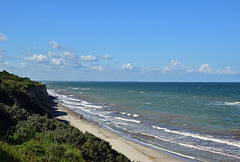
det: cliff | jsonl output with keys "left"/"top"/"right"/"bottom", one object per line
{"left": 0, "top": 70, "right": 51, "bottom": 116}
{"left": 12, "top": 84, "right": 51, "bottom": 115}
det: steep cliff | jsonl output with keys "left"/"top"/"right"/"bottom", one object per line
{"left": 12, "top": 84, "right": 51, "bottom": 115}
{"left": 0, "top": 70, "right": 51, "bottom": 115}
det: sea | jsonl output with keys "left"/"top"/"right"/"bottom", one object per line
{"left": 44, "top": 82, "right": 240, "bottom": 161}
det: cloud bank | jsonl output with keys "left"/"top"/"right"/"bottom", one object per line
{"left": 199, "top": 64, "right": 235, "bottom": 75}
{"left": 0, "top": 37, "right": 238, "bottom": 81}
{"left": 25, "top": 54, "right": 49, "bottom": 63}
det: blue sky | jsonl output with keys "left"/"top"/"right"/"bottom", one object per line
{"left": 0, "top": 0, "right": 239, "bottom": 81}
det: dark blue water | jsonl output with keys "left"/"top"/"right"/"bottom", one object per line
{"left": 45, "top": 82, "right": 240, "bottom": 161}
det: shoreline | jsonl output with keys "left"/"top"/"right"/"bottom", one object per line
{"left": 51, "top": 100, "right": 184, "bottom": 162}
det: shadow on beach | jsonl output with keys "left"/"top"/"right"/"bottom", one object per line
{"left": 51, "top": 107, "right": 67, "bottom": 117}
{"left": 49, "top": 98, "right": 70, "bottom": 125}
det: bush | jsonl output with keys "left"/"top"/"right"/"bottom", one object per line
{"left": 46, "top": 143, "right": 66, "bottom": 159}
{"left": 15, "top": 140, "right": 45, "bottom": 156}
{"left": 1, "top": 104, "right": 29, "bottom": 122}
{"left": 81, "top": 134, "right": 130, "bottom": 162}
{"left": 0, "top": 71, "right": 130, "bottom": 162}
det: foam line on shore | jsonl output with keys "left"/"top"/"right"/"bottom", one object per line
{"left": 51, "top": 101, "right": 184, "bottom": 162}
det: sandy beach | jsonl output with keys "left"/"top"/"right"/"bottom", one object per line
{"left": 51, "top": 101, "right": 183, "bottom": 162}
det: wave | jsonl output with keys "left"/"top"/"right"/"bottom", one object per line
{"left": 152, "top": 125, "right": 240, "bottom": 148}
{"left": 133, "top": 114, "right": 139, "bottom": 117}
{"left": 120, "top": 112, "right": 139, "bottom": 118}
{"left": 81, "top": 88, "right": 90, "bottom": 90}
{"left": 114, "top": 117, "right": 141, "bottom": 123}
{"left": 145, "top": 103, "right": 151, "bottom": 105}
{"left": 68, "top": 98, "right": 82, "bottom": 102}
{"left": 109, "top": 126, "right": 201, "bottom": 161}
{"left": 127, "top": 128, "right": 240, "bottom": 160}
{"left": 69, "top": 87, "right": 80, "bottom": 90}
{"left": 223, "top": 102, "right": 240, "bottom": 106}
{"left": 135, "top": 140, "right": 203, "bottom": 161}
{"left": 213, "top": 101, "right": 240, "bottom": 106}
{"left": 63, "top": 100, "right": 82, "bottom": 106}
{"left": 177, "top": 142, "right": 240, "bottom": 160}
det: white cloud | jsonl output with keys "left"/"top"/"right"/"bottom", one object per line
{"left": 91, "top": 65, "right": 103, "bottom": 71}
{"left": 25, "top": 54, "right": 49, "bottom": 63}
{"left": 221, "top": 66, "right": 236, "bottom": 75}
{"left": 199, "top": 64, "right": 236, "bottom": 75}
{"left": 122, "top": 63, "right": 134, "bottom": 71}
{"left": 59, "top": 51, "right": 76, "bottom": 59}
{"left": 0, "top": 62, "right": 12, "bottom": 71}
{"left": 140, "top": 67, "right": 151, "bottom": 73}
{"left": 199, "top": 64, "right": 215, "bottom": 74}
{"left": 48, "top": 51, "right": 77, "bottom": 59}
{"left": 50, "top": 58, "right": 65, "bottom": 65}
{"left": 0, "top": 33, "right": 9, "bottom": 41}
{"left": 102, "top": 54, "right": 113, "bottom": 60}
{"left": 49, "top": 41, "right": 61, "bottom": 50}
{"left": 48, "top": 51, "right": 59, "bottom": 57}
{"left": 20, "top": 62, "right": 27, "bottom": 68}
{"left": 163, "top": 60, "right": 192, "bottom": 73}
{"left": 80, "top": 55, "right": 98, "bottom": 61}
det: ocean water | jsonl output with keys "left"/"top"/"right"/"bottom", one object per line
{"left": 45, "top": 82, "right": 240, "bottom": 161}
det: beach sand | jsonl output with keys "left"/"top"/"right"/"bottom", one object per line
{"left": 51, "top": 101, "right": 183, "bottom": 162}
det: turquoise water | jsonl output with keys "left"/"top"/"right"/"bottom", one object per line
{"left": 45, "top": 82, "right": 240, "bottom": 161}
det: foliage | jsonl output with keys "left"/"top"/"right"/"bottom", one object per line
{"left": 81, "top": 133, "right": 130, "bottom": 162}
{"left": 0, "top": 71, "right": 130, "bottom": 162}
{"left": 0, "top": 104, "right": 29, "bottom": 122}
{"left": 4, "top": 114, "right": 130, "bottom": 161}
{"left": 0, "top": 70, "right": 49, "bottom": 115}
{"left": 0, "top": 70, "right": 42, "bottom": 87}
{"left": 0, "top": 70, "right": 41, "bottom": 103}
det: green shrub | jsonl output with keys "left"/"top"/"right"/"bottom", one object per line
{"left": 15, "top": 140, "right": 45, "bottom": 156}
{"left": 1, "top": 104, "right": 30, "bottom": 122}
{"left": 46, "top": 143, "right": 66, "bottom": 159}
{"left": 0, "top": 71, "right": 130, "bottom": 162}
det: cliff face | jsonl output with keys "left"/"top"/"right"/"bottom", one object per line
{"left": 12, "top": 84, "right": 51, "bottom": 115}
{"left": 28, "top": 85, "right": 51, "bottom": 110}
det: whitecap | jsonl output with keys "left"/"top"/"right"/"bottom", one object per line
{"left": 152, "top": 125, "right": 240, "bottom": 148}
{"left": 71, "top": 87, "right": 79, "bottom": 90}
{"left": 133, "top": 114, "right": 139, "bottom": 117}
{"left": 63, "top": 100, "right": 82, "bottom": 106}
{"left": 114, "top": 117, "right": 141, "bottom": 123}
{"left": 224, "top": 102, "right": 240, "bottom": 106}
{"left": 68, "top": 98, "right": 81, "bottom": 102}
{"left": 213, "top": 101, "right": 240, "bottom": 106}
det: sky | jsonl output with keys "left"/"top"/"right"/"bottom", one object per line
{"left": 0, "top": 0, "right": 239, "bottom": 82}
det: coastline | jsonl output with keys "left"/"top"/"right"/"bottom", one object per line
{"left": 51, "top": 100, "right": 184, "bottom": 162}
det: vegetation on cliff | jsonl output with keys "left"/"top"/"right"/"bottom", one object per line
{"left": 0, "top": 70, "right": 130, "bottom": 162}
